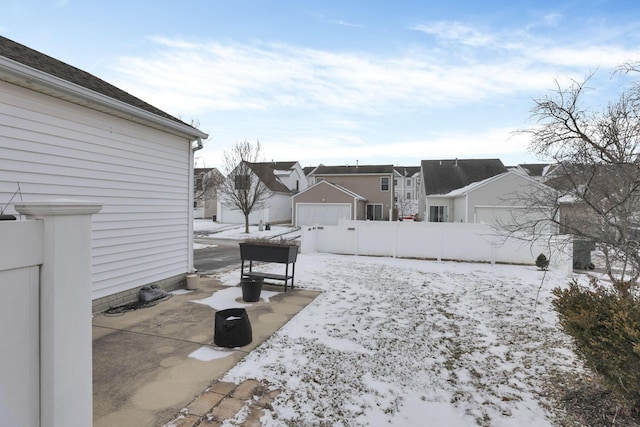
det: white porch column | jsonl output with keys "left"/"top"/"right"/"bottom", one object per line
{"left": 15, "top": 200, "right": 102, "bottom": 427}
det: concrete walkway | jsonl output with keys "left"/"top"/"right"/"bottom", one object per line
{"left": 92, "top": 276, "right": 319, "bottom": 427}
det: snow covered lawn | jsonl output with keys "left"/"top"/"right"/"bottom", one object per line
{"left": 212, "top": 253, "right": 581, "bottom": 426}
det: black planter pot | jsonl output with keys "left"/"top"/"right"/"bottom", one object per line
{"left": 241, "top": 277, "right": 264, "bottom": 302}
{"left": 214, "top": 308, "right": 252, "bottom": 347}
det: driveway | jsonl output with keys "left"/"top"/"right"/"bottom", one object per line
{"left": 194, "top": 237, "right": 242, "bottom": 274}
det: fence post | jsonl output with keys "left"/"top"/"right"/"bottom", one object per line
{"left": 15, "top": 200, "right": 102, "bottom": 427}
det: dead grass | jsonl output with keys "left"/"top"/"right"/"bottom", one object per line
{"left": 546, "top": 371, "right": 640, "bottom": 427}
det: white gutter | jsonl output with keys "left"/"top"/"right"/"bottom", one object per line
{"left": 188, "top": 141, "right": 205, "bottom": 273}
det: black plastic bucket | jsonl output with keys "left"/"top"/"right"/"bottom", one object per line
{"left": 214, "top": 308, "right": 252, "bottom": 347}
{"left": 241, "top": 277, "right": 264, "bottom": 302}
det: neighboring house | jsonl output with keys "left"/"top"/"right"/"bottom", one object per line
{"left": 303, "top": 165, "right": 318, "bottom": 187}
{"left": 0, "top": 36, "right": 208, "bottom": 310}
{"left": 217, "top": 161, "right": 307, "bottom": 225}
{"left": 393, "top": 166, "right": 421, "bottom": 218}
{"left": 543, "top": 162, "right": 639, "bottom": 236}
{"left": 509, "top": 163, "right": 552, "bottom": 182}
{"left": 306, "top": 164, "right": 396, "bottom": 221}
{"left": 432, "top": 170, "right": 552, "bottom": 226}
{"left": 292, "top": 180, "right": 367, "bottom": 226}
{"left": 194, "top": 167, "right": 223, "bottom": 220}
{"left": 419, "top": 158, "right": 508, "bottom": 222}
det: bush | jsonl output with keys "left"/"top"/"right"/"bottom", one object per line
{"left": 552, "top": 277, "right": 640, "bottom": 410}
{"left": 535, "top": 253, "right": 550, "bottom": 270}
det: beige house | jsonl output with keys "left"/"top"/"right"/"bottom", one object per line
{"left": 292, "top": 180, "right": 367, "bottom": 226}
{"left": 306, "top": 164, "right": 396, "bottom": 222}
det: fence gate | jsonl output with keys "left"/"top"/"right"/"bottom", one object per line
{"left": 0, "top": 220, "right": 42, "bottom": 427}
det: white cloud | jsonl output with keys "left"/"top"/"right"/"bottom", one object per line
{"left": 542, "top": 12, "right": 563, "bottom": 27}
{"left": 411, "top": 22, "right": 494, "bottom": 47}
{"left": 197, "top": 126, "right": 536, "bottom": 170}
{"left": 327, "top": 19, "right": 362, "bottom": 28}
{"left": 111, "top": 21, "right": 638, "bottom": 121}
{"left": 107, "top": 22, "right": 636, "bottom": 168}
{"left": 111, "top": 35, "right": 592, "bottom": 118}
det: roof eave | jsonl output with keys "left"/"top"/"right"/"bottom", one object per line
{"left": 0, "top": 56, "right": 208, "bottom": 141}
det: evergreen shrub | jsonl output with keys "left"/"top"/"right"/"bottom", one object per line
{"left": 552, "top": 277, "right": 640, "bottom": 410}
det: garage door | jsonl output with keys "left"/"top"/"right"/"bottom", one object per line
{"left": 475, "top": 206, "right": 525, "bottom": 225}
{"left": 296, "top": 203, "right": 351, "bottom": 226}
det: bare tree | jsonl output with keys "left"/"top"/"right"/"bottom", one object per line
{"left": 516, "top": 67, "right": 640, "bottom": 283}
{"left": 194, "top": 167, "right": 223, "bottom": 214}
{"left": 217, "top": 140, "right": 270, "bottom": 233}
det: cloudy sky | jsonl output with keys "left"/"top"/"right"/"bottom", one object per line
{"left": 2, "top": 1, "right": 640, "bottom": 169}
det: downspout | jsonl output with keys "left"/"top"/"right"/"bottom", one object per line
{"left": 188, "top": 138, "right": 204, "bottom": 273}
{"left": 353, "top": 196, "right": 357, "bottom": 221}
{"left": 465, "top": 193, "right": 469, "bottom": 223}
{"left": 389, "top": 173, "right": 393, "bottom": 222}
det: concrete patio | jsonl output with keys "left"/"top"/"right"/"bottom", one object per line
{"left": 92, "top": 276, "right": 319, "bottom": 426}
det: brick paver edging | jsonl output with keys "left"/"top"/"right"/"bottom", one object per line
{"left": 163, "top": 379, "right": 281, "bottom": 427}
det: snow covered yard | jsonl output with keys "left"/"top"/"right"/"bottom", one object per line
{"left": 212, "top": 253, "right": 582, "bottom": 426}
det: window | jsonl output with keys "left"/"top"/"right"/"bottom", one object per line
{"left": 429, "top": 206, "right": 448, "bottom": 222}
{"left": 316, "top": 177, "right": 324, "bottom": 184}
{"left": 394, "top": 178, "right": 398, "bottom": 186}
{"left": 234, "top": 174, "right": 250, "bottom": 190}
{"left": 381, "top": 177, "right": 390, "bottom": 191}
{"left": 406, "top": 179, "right": 411, "bottom": 187}
{"left": 406, "top": 192, "right": 411, "bottom": 200}
{"left": 366, "top": 204, "right": 383, "bottom": 220}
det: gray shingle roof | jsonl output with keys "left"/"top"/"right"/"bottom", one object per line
{"left": 421, "top": 158, "right": 507, "bottom": 195}
{"left": 518, "top": 163, "right": 550, "bottom": 177}
{"left": 247, "top": 161, "right": 298, "bottom": 193}
{"left": 394, "top": 166, "right": 421, "bottom": 176}
{"left": 0, "top": 35, "right": 187, "bottom": 126}
{"left": 314, "top": 164, "right": 394, "bottom": 175}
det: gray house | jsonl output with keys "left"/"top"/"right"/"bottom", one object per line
{"left": 419, "top": 159, "right": 507, "bottom": 222}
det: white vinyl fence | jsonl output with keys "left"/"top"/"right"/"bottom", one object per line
{"left": 300, "top": 220, "right": 573, "bottom": 272}
{"left": 0, "top": 200, "right": 101, "bottom": 427}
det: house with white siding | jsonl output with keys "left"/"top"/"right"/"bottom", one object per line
{"left": 436, "top": 170, "right": 550, "bottom": 225}
{"left": 393, "top": 166, "right": 420, "bottom": 219}
{"left": 419, "top": 158, "right": 551, "bottom": 227}
{"left": 194, "top": 167, "right": 223, "bottom": 220}
{"left": 419, "top": 158, "right": 507, "bottom": 222}
{"left": 0, "top": 36, "right": 208, "bottom": 311}
{"left": 217, "top": 161, "right": 307, "bottom": 225}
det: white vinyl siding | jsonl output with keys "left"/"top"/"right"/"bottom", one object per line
{"left": 0, "top": 81, "right": 191, "bottom": 299}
